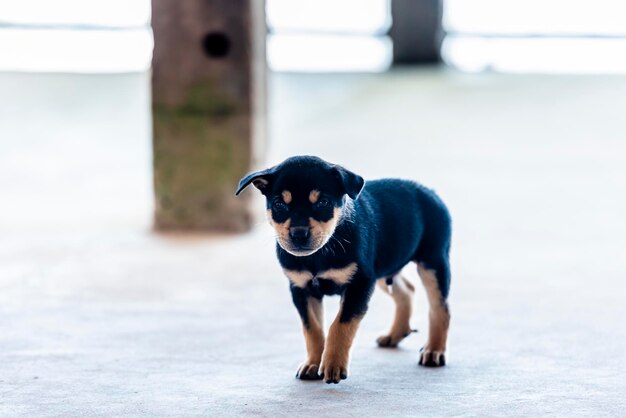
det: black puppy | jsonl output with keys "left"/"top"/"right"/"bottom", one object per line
{"left": 236, "top": 156, "right": 452, "bottom": 384}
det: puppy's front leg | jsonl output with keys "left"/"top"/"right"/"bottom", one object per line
{"left": 320, "top": 278, "right": 374, "bottom": 384}
{"left": 291, "top": 286, "right": 325, "bottom": 380}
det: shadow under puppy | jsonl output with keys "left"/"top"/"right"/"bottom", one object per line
{"left": 236, "top": 156, "right": 452, "bottom": 384}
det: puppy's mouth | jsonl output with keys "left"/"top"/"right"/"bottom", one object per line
{"left": 277, "top": 236, "right": 328, "bottom": 257}
{"left": 284, "top": 246, "right": 319, "bottom": 257}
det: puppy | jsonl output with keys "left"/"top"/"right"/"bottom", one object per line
{"left": 236, "top": 156, "right": 451, "bottom": 384}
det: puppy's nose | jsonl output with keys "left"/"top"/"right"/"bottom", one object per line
{"left": 289, "top": 226, "right": 310, "bottom": 244}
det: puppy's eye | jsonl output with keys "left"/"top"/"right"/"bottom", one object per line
{"left": 273, "top": 200, "right": 288, "bottom": 211}
{"left": 316, "top": 198, "right": 330, "bottom": 208}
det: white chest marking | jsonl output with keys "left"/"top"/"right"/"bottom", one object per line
{"left": 284, "top": 262, "right": 358, "bottom": 288}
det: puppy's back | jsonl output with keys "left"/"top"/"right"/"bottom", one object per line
{"left": 354, "top": 179, "right": 433, "bottom": 276}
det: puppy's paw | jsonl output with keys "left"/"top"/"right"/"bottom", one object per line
{"left": 418, "top": 347, "right": 446, "bottom": 367}
{"left": 319, "top": 356, "right": 348, "bottom": 384}
{"left": 376, "top": 328, "right": 416, "bottom": 348}
{"left": 296, "top": 362, "right": 322, "bottom": 380}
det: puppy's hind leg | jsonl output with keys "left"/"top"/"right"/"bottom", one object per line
{"left": 417, "top": 260, "right": 450, "bottom": 367}
{"left": 376, "top": 274, "right": 416, "bottom": 348}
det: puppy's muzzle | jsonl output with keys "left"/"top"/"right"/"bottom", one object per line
{"left": 289, "top": 226, "right": 310, "bottom": 246}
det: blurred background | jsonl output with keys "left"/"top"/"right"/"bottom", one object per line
{"left": 1, "top": 0, "right": 625, "bottom": 416}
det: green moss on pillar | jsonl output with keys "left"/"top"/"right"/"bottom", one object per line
{"left": 153, "top": 82, "right": 252, "bottom": 231}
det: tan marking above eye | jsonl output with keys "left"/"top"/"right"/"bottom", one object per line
{"left": 281, "top": 190, "right": 291, "bottom": 204}
{"left": 309, "top": 190, "right": 320, "bottom": 204}
{"left": 282, "top": 190, "right": 292, "bottom": 204}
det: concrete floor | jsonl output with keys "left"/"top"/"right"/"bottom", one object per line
{"left": 1, "top": 69, "right": 626, "bottom": 416}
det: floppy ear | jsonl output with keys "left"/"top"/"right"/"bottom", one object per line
{"left": 235, "top": 168, "right": 273, "bottom": 196}
{"left": 334, "top": 165, "right": 365, "bottom": 200}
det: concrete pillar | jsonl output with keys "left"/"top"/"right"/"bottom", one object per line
{"left": 151, "top": 0, "right": 266, "bottom": 231}
{"left": 390, "top": 0, "right": 444, "bottom": 64}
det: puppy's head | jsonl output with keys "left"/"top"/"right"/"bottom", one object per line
{"left": 235, "top": 156, "right": 364, "bottom": 256}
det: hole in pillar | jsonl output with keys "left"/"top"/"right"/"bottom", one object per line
{"left": 202, "top": 32, "right": 231, "bottom": 58}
